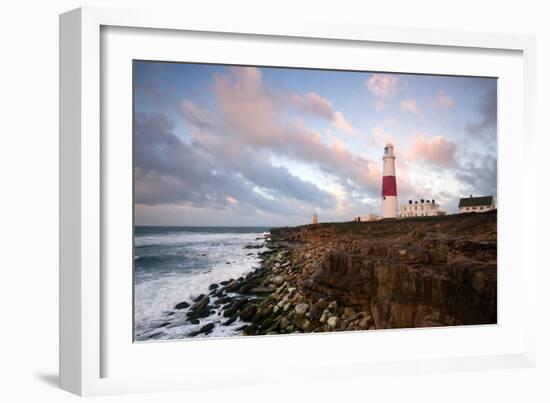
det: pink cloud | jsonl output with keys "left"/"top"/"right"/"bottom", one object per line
{"left": 400, "top": 98, "right": 421, "bottom": 115}
{"left": 208, "top": 67, "right": 376, "bottom": 189}
{"left": 407, "top": 132, "right": 457, "bottom": 167}
{"left": 185, "top": 67, "right": 428, "bottom": 209}
{"left": 435, "top": 91, "right": 454, "bottom": 109}
{"left": 331, "top": 111, "right": 355, "bottom": 134}
{"left": 366, "top": 74, "right": 398, "bottom": 98}
{"left": 290, "top": 92, "right": 333, "bottom": 119}
{"left": 181, "top": 100, "right": 213, "bottom": 128}
{"left": 366, "top": 74, "right": 399, "bottom": 111}
{"left": 289, "top": 92, "right": 355, "bottom": 134}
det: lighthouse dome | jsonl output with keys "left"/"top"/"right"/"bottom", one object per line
{"left": 384, "top": 143, "right": 394, "bottom": 156}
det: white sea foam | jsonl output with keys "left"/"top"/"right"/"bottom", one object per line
{"left": 134, "top": 229, "right": 267, "bottom": 341}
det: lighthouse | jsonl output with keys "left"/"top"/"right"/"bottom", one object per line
{"left": 312, "top": 213, "right": 318, "bottom": 224}
{"left": 381, "top": 143, "right": 398, "bottom": 218}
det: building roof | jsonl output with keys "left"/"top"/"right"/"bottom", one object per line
{"left": 458, "top": 196, "right": 494, "bottom": 208}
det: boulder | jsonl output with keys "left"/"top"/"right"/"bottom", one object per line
{"left": 327, "top": 316, "right": 340, "bottom": 328}
{"left": 174, "top": 301, "right": 190, "bottom": 310}
{"left": 295, "top": 303, "right": 309, "bottom": 315}
{"left": 239, "top": 303, "right": 258, "bottom": 321}
{"left": 198, "top": 323, "right": 215, "bottom": 334}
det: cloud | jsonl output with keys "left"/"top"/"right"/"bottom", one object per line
{"left": 181, "top": 100, "right": 214, "bottom": 129}
{"left": 435, "top": 91, "right": 454, "bottom": 109}
{"left": 454, "top": 153, "right": 497, "bottom": 198}
{"left": 210, "top": 67, "right": 377, "bottom": 193}
{"left": 366, "top": 74, "right": 399, "bottom": 98}
{"left": 466, "top": 85, "right": 497, "bottom": 138}
{"left": 133, "top": 111, "right": 337, "bottom": 216}
{"left": 289, "top": 92, "right": 333, "bottom": 119}
{"left": 400, "top": 98, "right": 421, "bottom": 115}
{"left": 407, "top": 132, "right": 457, "bottom": 168}
{"left": 331, "top": 111, "right": 355, "bottom": 134}
{"left": 289, "top": 92, "right": 355, "bottom": 134}
{"left": 366, "top": 73, "right": 399, "bottom": 111}
{"left": 135, "top": 65, "right": 496, "bottom": 223}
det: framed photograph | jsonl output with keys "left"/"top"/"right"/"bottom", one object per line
{"left": 60, "top": 7, "right": 537, "bottom": 396}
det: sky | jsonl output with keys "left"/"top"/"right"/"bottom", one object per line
{"left": 133, "top": 61, "right": 497, "bottom": 227}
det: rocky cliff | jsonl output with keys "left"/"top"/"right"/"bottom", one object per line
{"left": 183, "top": 211, "right": 497, "bottom": 336}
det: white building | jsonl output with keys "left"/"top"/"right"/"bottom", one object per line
{"left": 458, "top": 195, "right": 496, "bottom": 214}
{"left": 400, "top": 199, "right": 447, "bottom": 217}
{"left": 353, "top": 214, "right": 380, "bottom": 222}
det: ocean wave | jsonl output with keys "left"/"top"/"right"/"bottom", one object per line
{"left": 133, "top": 228, "right": 268, "bottom": 340}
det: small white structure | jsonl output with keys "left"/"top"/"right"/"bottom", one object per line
{"left": 381, "top": 143, "right": 398, "bottom": 218}
{"left": 400, "top": 199, "right": 447, "bottom": 217}
{"left": 353, "top": 214, "right": 380, "bottom": 222}
{"left": 312, "top": 213, "right": 319, "bottom": 224}
{"left": 458, "top": 195, "right": 496, "bottom": 214}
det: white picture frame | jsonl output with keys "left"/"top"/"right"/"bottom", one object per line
{"left": 59, "top": 6, "right": 537, "bottom": 396}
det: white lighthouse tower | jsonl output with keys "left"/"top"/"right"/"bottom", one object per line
{"left": 381, "top": 143, "right": 398, "bottom": 218}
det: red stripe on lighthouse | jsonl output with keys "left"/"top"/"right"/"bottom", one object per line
{"left": 382, "top": 176, "right": 397, "bottom": 196}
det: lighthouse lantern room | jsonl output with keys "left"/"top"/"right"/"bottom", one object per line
{"left": 381, "top": 143, "right": 398, "bottom": 218}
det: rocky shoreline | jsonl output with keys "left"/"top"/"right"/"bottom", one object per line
{"left": 168, "top": 210, "right": 497, "bottom": 338}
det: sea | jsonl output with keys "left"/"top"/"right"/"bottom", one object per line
{"left": 133, "top": 226, "right": 271, "bottom": 341}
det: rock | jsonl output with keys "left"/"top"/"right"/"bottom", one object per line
{"left": 186, "top": 296, "right": 212, "bottom": 320}
{"left": 239, "top": 303, "right": 258, "bottom": 321}
{"left": 191, "top": 296, "right": 210, "bottom": 311}
{"left": 223, "top": 315, "right": 238, "bottom": 326}
{"left": 293, "top": 315, "right": 310, "bottom": 331}
{"left": 327, "top": 316, "right": 340, "bottom": 328}
{"left": 243, "top": 325, "right": 258, "bottom": 335}
{"left": 198, "top": 323, "right": 215, "bottom": 334}
{"left": 279, "top": 317, "right": 290, "bottom": 329}
{"left": 307, "top": 303, "right": 323, "bottom": 321}
{"left": 250, "top": 287, "right": 275, "bottom": 294}
{"left": 295, "top": 303, "right": 309, "bottom": 315}
{"left": 209, "top": 284, "right": 219, "bottom": 290}
{"left": 271, "top": 275, "right": 285, "bottom": 286}
{"left": 245, "top": 212, "right": 496, "bottom": 334}
{"left": 193, "top": 294, "right": 205, "bottom": 303}
{"left": 190, "top": 319, "right": 200, "bottom": 325}
{"left": 343, "top": 307, "right": 355, "bottom": 318}
{"left": 319, "top": 309, "right": 330, "bottom": 323}
{"left": 233, "top": 298, "right": 249, "bottom": 310}
{"left": 174, "top": 301, "right": 190, "bottom": 309}
{"left": 217, "top": 296, "right": 232, "bottom": 305}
